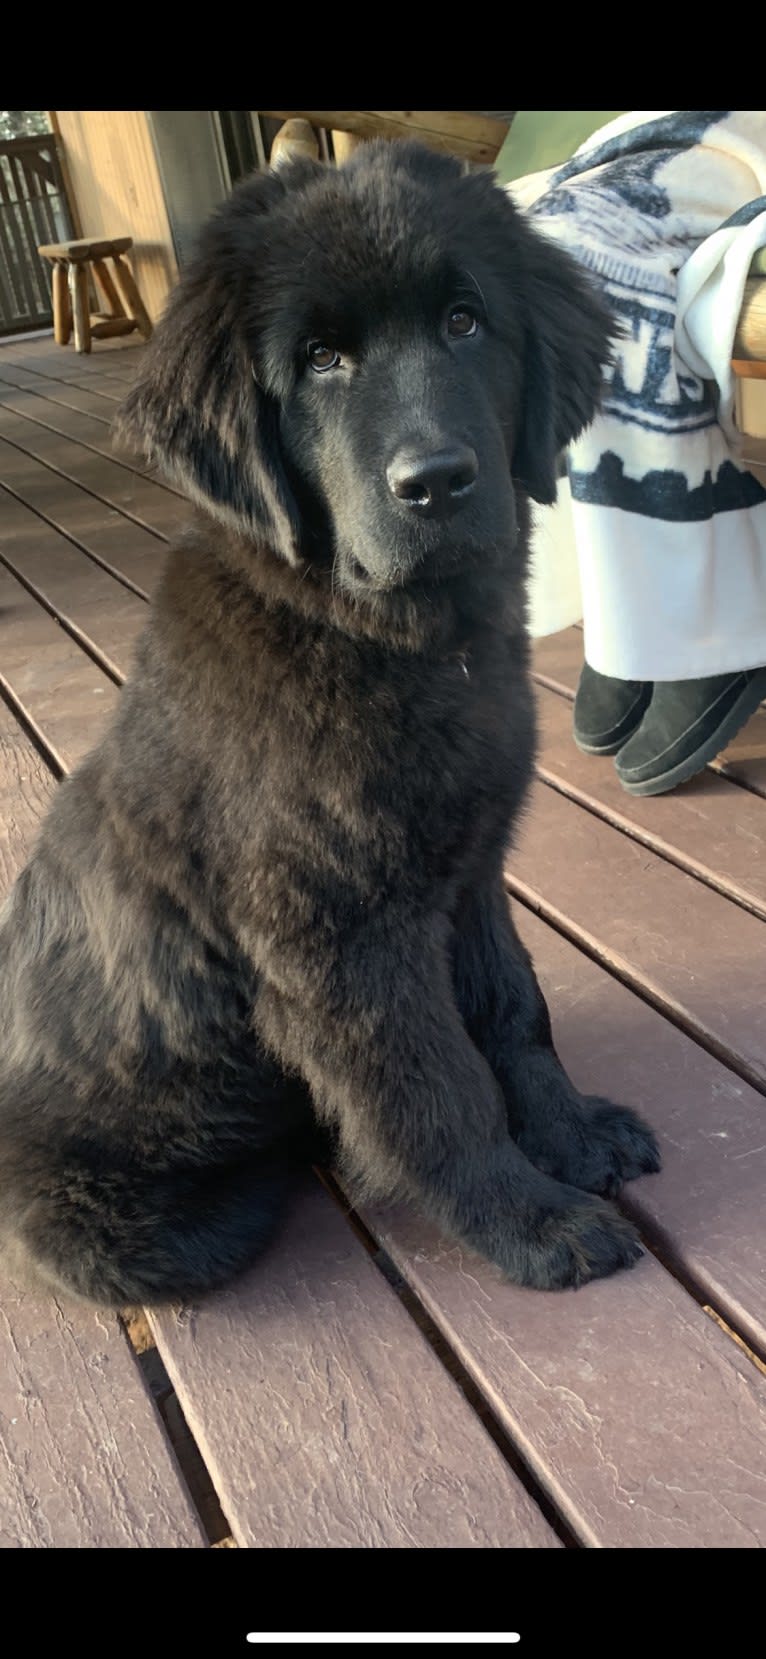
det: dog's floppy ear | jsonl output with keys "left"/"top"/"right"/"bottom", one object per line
{"left": 116, "top": 166, "right": 313, "bottom": 559}
{"left": 512, "top": 228, "right": 617, "bottom": 506}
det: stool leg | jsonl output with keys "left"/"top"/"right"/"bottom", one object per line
{"left": 92, "top": 258, "right": 126, "bottom": 318}
{"left": 69, "top": 261, "right": 91, "bottom": 353}
{"left": 110, "top": 255, "right": 153, "bottom": 339}
{"left": 52, "top": 262, "right": 71, "bottom": 346}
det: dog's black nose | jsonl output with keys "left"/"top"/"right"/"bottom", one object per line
{"left": 386, "top": 445, "right": 478, "bottom": 517}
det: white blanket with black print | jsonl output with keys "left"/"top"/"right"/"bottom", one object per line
{"left": 516, "top": 111, "right": 766, "bottom": 681}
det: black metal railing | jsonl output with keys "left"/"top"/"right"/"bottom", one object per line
{"left": 0, "top": 134, "right": 74, "bottom": 335}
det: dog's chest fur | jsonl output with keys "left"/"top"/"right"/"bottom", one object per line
{"left": 134, "top": 535, "right": 536, "bottom": 957}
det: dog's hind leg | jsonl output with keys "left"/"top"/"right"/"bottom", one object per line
{"left": 452, "top": 878, "right": 661, "bottom": 1198}
{"left": 10, "top": 1152, "right": 293, "bottom": 1309}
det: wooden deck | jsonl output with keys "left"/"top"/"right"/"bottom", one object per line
{"left": 1, "top": 332, "right": 766, "bottom": 1550}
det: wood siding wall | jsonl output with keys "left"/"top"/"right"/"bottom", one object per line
{"left": 48, "top": 111, "right": 178, "bottom": 321}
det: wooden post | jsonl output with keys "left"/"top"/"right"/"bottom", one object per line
{"left": 734, "top": 278, "right": 766, "bottom": 360}
{"left": 110, "top": 255, "right": 153, "bottom": 339}
{"left": 270, "top": 119, "right": 320, "bottom": 168}
{"left": 331, "top": 130, "right": 364, "bottom": 164}
{"left": 68, "top": 260, "right": 91, "bottom": 353}
{"left": 52, "top": 261, "right": 71, "bottom": 345}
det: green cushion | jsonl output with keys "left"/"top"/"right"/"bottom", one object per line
{"left": 494, "top": 111, "right": 627, "bottom": 184}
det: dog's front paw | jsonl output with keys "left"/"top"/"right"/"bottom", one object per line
{"left": 518, "top": 1188, "right": 644, "bottom": 1291}
{"left": 520, "top": 1097, "right": 661, "bottom": 1198}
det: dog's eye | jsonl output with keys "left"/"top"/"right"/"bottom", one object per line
{"left": 447, "top": 307, "right": 478, "bottom": 339}
{"left": 307, "top": 340, "right": 341, "bottom": 373}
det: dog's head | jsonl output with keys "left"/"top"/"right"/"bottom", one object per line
{"left": 118, "top": 141, "right": 615, "bottom": 594}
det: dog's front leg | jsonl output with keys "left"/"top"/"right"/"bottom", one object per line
{"left": 255, "top": 916, "right": 642, "bottom": 1290}
{"left": 453, "top": 880, "right": 661, "bottom": 1197}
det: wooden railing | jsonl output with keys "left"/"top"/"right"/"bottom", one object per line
{"left": 0, "top": 134, "right": 74, "bottom": 335}
{"left": 259, "top": 111, "right": 514, "bottom": 166}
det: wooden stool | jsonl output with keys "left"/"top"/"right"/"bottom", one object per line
{"left": 37, "top": 236, "right": 153, "bottom": 354}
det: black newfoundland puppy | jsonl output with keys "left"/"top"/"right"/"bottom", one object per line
{"left": 0, "top": 142, "right": 660, "bottom": 1306}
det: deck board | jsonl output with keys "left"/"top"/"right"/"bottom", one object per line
{"left": 0, "top": 405, "right": 183, "bottom": 538}
{"left": 2, "top": 334, "right": 766, "bottom": 1550}
{"left": 1, "top": 334, "right": 146, "bottom": 384}
{"left": 0, "top": 359, "right": 126, "bottom": 420}
{"left": 150, "top": 1181, "right": 560, "bottom": 1550}
{"left": 0, "top": 1270, "right": 207, "bottom": 1548}
{"left": 517, "top": 910, "right": 766, "bottom": 1353}
{"left": 0, "top": 382, "right": 174, "bottom": 486}
{"left": 6, "top": 364, "right": 133, "bottom": 401}
{"left": 509, "top": 780, "right": 766, "bottom": 1091}
{"left": 0, "top": 483, "right": 148, "bottom": 678}
{"left": 535, "top": 683, "right": 766, "bottom": 919}
{"left": 0, "top": 563, "right": 119, "bottom": 771}
{"left": 0, "top": 440, "right": 162, "bottom": 597}
{"left": 361, "top": 1196, "right": 766, "bottom": 1549}
{"left": 0, "top": 697, "right": 64, "bottom": 892}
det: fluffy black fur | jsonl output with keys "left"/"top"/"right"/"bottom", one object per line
{"left": 0, "top": 142, "right": 659, "bottom": 1306}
